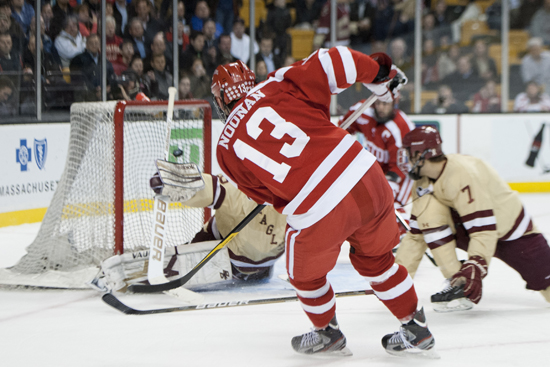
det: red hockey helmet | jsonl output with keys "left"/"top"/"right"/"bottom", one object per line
{"left": 211, "top": 60, "right": 256, "bottom": 120}
{"left": 402, "top": 125, "right": 443, "bottom": 160}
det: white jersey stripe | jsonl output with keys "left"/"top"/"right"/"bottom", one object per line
{"left": 463, "top": 216, "right": 497, "bottom": 230}
{"left": 384, "top": 120, "right": 403, "bottom": 147}
{"left": 318, "top": 49, "right": 339, "bottom": 94}
{"left": 283, "top": 134, "right": 355, "bottom": 216}
{"left": 397, "top": 176, "right": 413, "bottom": 204}
{"left": 362, "top": 263, "right": 399, "bottom": 283}
{"left": 423, "top": 227, "right": 453, "bottom": 244}
{"left": 504, "top": 210, "right": 531, "bottom": 241}
{"left": 286, "top": 146, "right": 375, "bottom": 229}
{"left": 286, "top": 227, "right": 300, "bottom": 279}
{"left": 300, "top": 296, "right": 336, "bottom": 314}
{"left": 373, "top": 274, "right": 414, "bottom": 301}
{"left": 336, "top": 45, "right": 357, "bottom": 86}
{"left": 294, "top": 281, "right": 331, "bottom": 298}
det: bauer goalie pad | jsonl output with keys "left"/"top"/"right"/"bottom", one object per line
{"left": 90, "top": 240, "right": 232, "bottom": 292}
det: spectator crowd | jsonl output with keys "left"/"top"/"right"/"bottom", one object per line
{"left": 0, "top": 0, "right": 549, "bottom": 116}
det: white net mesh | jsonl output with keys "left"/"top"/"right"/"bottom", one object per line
{"left": 0, "top": 100, "right": 211, "bottom": 288}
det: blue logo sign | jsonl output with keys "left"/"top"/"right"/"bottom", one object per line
{"left": 16, "top": 139, "right": 32, "bottom": 171}
{"left": 34, "top": 138, "right": 47, "bottom": 170}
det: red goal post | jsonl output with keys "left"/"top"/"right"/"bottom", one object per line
{"left": 112, "top": 100, "right": 212, "bottom": 255}
{"left": 0, "top": 99, "right": 212, "bottom": 288}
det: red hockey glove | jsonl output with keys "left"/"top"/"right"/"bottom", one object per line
{"left": 450, "top": 255, "right": 488, "bottom": 304}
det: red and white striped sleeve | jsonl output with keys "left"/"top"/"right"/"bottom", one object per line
{"left": 311, "top": 46, "right": 380, "bottom": 94}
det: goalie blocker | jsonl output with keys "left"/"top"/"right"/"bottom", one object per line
{"left": 91, "top": 240, "right": 234, "bottom": 292}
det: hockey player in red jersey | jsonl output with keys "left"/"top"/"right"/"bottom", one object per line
{"left": 396, "top": 126, "right": 550, "bottom": 312}
{"left": 211, "top": 49, "right": 437, "bottom": 358}
{"left": 340, "top": 98, "right": 416, "bottom": 234}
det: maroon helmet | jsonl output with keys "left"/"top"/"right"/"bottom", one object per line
{"left": 211, "top": 60, "right": 256, "bottom": 121}
{"left": 403, "top": 126, "right": 443, "bottom": 160}
{"left": 399, "top": 126, "right": 443, "bottom": 180}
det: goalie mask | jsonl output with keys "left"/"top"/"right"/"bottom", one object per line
{"left": 211, "top": 60, "right": 256, "bottom": 122}
{"left": 398, "top": 126, "right": 443, "bottom": 180}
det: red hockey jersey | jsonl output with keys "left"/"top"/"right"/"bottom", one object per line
{"left": 216, "top": 47, "right": 380, "bottom": 230}
{"left": 339, "top": 103, "right": 415, "bottom": 206}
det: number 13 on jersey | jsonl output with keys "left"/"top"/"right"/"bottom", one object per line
{"left": 233, "top": 107, "right": 310, "bottom": 183}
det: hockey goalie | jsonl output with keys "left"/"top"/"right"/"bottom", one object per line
{"left": 91, "top": 160, "right": 286, "bottom": 292}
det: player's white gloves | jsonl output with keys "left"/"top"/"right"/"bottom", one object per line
{"left": 149, "top": 160, "right": 205, "bottom": 202}
{"left": 389, "top": 65, "right": 407, "bottom": 96}
{"left": 365, "top": 66, "right": 408, "bottom": 102}
{"left": 365, "top": 81, "right": 394, "bottom": 102}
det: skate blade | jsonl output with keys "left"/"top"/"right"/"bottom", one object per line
{"left": 305, "top": 346, "right": 353, "bottom": 357}
{"left": 386, "top": 347, "right": 440, "bottom": 359}
{"left": 433, "top": 298, "right": 474, "bottom": 313}
{"left": 330, "top": 346, "right": 353, "bottom": 357}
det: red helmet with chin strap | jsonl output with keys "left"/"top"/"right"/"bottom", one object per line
{"left": 403, "top": 125, "right": 443, "bottom": 160}
{"left": 211, "top": 60, "right": 256, "bottom": 119}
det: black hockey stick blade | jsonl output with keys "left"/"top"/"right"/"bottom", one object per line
{"left": 128, "top": 204, "right": 266, "bottom": 293}
{"left": 102, "top": 290, "right": 374, "bottom": 315}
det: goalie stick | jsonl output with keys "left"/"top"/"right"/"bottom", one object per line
{"left": 102, "top": 289, "right": 374, "bottom": 315}
{"left": 148, "top": 86, "right": 176, "bottom": 284}
{"left": 127, "top": 203, "right": 266, "bottom": 293}
{"left": 146, "top": 87, "right": 204, "bottom": 303}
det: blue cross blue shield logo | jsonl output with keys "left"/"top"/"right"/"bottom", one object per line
{"left": 16, "top": 139, "right": 32, "bottom": 171}
{"left": 34, "top": 138, "right": 47, "bottom": 170}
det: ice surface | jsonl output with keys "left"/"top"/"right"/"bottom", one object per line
{"left": 1, "top": 194, "right": 549, "bottom": 367}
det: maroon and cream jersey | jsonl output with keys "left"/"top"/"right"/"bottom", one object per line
{"left": 340, "top": 103, "right": 415, "bottom": 206}
{"left": 400, "top": 154, "right": 538, "bottom": 268}
{"left": 216, "top": 47, "right": 380, "bottom": 230}
{"left": 184, "top": 174, "right": 286, "bottom": 267}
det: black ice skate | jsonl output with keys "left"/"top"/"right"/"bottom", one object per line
{"left": 291, "top": 317, "right": 352, "bottom": 356}
{"left": 431, "top": 280, "right": 474, "bottom": 312}
{"left": 382, "top": 307, "right": 439, "bottom": 359}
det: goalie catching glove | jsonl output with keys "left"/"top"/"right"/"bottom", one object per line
{"left": 364, "top": 53, "right": 408, "bottom": 102}
{"left": 450, "top": 255, "right": 488, "bottom": 304}
{"left": 149, "top": 160, "right": 205, "bottom": 202}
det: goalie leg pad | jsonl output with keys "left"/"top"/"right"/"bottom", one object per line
{"left": 94, "top": 241, "right": 233, "bottom": 292}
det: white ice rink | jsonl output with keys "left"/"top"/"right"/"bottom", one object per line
{"left": 1, "top": 193, "right": 550, "bottom": 367}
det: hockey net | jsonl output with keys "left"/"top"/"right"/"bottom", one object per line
{"left": 0, "top": 100, "right": 212, "bottom": 288}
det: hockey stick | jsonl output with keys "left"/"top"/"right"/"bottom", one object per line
{"left": 102, "top": 289, "right": 374, "bottom": 315}
{"left": 128, "top": 203, "right": 266, "bottom": 293}
{"left": 146, "top": 87, "right": 204, "bottom": 303}
{"left": 148, "top": 86, "right": 176, "bottom": 284}
{"left": 339, "top": 94, "right": 378, "bottom": 130}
